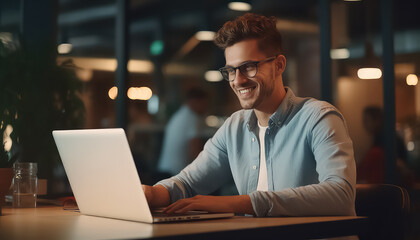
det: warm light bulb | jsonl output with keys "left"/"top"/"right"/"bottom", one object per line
{"left": 330, "top": 48, "right": 350, "bottom": 59}
{"left": 357, "top": 68, "right": 382, "bottom": 79}
{"left": 205, "top": 70, "right": 223, "bottom": 82}
{"left": 127, "top": 87, "right": 136, "bottom": 100}
{"left": 138, "top": 87, "right": 153, "bottom": 100}
{"left": 108, "top": 86, "right": 118, "bottom": 100}
{"left": 57, "top": 43, "right": 72, "bottom": 54}
{"left": 406, "top": 74, "right": 418, "bottom": 86}
{"left": 127, "top": 60, "right": 154, "bottom": 73}
{"left": 127, "top": 87, "right": 153, "bottom": 100}
{"left": 195, "top": 31, "right": 216, "bottom": 41}
{"left": 228, "top": 2, "right": 252, "bottom": 11}
{"left": 407, "top": 141, "right": 415, "bottom": 151}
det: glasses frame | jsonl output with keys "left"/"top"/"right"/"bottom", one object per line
{"left": 218, "top": 56, "right": 277, "bottom": 82}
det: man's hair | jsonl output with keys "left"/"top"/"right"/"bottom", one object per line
{"left": 214, "top": 13, "right": 283, "bottom": 56}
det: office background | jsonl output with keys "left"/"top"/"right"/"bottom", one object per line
{"left": 1, "top": 0, "right": 419, "bottom": 238}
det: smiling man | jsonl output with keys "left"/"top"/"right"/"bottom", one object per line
{"left": 143, "top": 13, "right": 356, "bottom": 218}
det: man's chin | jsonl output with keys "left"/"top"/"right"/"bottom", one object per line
{"left": 239, "top": 100, "right": 255, "bottom": 109}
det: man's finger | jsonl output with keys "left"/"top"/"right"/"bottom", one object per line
{"left": 174, "top": 203, "right": 200, "bottom": 214}
{"left": 164, "top": 200, "right": 191, "bottom": 213}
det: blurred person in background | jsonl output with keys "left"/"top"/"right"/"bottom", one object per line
{"left": 157, "top": 88, "right": 208, "bottom": 176}
{"left": 358, "top": 106, "right": 413, "bottom": 186}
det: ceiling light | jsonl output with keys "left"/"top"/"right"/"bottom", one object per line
{"left": 108, "top": 86, "right": 118, "bottom": 100}
{"left": 57, "top": 57, "right": 154, "bottom": 73}
{"left": 205, "top": 70, "right": 223, "bottom": 82}
{"left": 407, "top": 141, "right": 415, "bottom": 151}
{"left": 406, "top": 74, "right": 418, "bottom": 86}
{"left": 330, "top": 48, "right": 350, "bottom": 59}
{"left": 57, "top": 43, "right": 72, "bottom": 54}
{"left": 127, "top": 87, "right": 153, "bottom": 100}
{"left": 127, "top": 60, "right": 154, "bottom": 73}
{"left": 195, "top": 31, "right": 215, "bottom": 41}
{"left": 357, "top": 68, "right": 382, "bottom": 79}
{"left": 357, "top": 42, "right": 381, "bottom": 79}
{"left": 228, "top": 2, "right": 252, "bottom": 11}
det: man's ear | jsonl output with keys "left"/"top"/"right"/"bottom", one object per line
{"left": 275, "top": 55, "right": 286, "bottom": 73}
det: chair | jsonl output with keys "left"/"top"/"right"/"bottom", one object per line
{"left": 355, "top": 184, "right": 410, "bottom": 240}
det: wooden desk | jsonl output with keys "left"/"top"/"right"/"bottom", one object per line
{"left": 0, "top": 206, "right": 367, "bottom": 240}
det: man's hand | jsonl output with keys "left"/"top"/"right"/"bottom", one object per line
{"left": 142, "top": 185, "right": 170, "bottom": 208}
{"left": 163, "top": 195, "right": 254, "bottom": 215}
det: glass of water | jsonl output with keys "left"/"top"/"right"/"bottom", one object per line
{"left": 13, "top": 162, "right": 37, "bottom": 208}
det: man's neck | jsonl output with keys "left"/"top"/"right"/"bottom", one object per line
{"left": 254, "top": 111, "right": 272, "bottom": 127}
{"left": 254, "top": 87, "right": 286, "bottom": 127}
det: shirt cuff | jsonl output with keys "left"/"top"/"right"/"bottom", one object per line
{"left": 155, "top": 177, "right": 191, "bottom": 203}
{"left": 249, "top": 191, "right": 271, "bottom": 217}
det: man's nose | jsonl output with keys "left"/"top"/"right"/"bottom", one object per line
{"left": 233, "top": 69, "right": 247, "bottom": 85}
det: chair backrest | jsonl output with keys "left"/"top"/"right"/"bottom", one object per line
{"left": 355, "top": 184, "right": 410, "bottom": 240}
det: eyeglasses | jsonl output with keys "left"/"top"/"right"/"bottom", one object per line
{"left": 218, "top": 56, "right": 277, "bottom": 82}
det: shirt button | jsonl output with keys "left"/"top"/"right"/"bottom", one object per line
{"left": 252, "top": 138, "right": 255, "bottom": 142}
{"left": 252, "top": 165, "right": 257, "bottom": 170}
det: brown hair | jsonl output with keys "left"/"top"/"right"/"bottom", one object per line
{"left": 214, "top": 13, "right": 283, "bottom": 56}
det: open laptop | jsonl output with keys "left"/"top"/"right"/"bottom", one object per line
{"left": 52, "top": 128, "right": 234, "bottom": 223}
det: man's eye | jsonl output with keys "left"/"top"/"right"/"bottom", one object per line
{"left": 241, "top": 64, "right": 254, "bottom": 71}
{"left": 227, "top": 68, "right": 236, "bottom": 74}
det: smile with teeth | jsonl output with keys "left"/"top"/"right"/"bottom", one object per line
{"left": 239, "top": 87, "right": 255, "bottom": 94}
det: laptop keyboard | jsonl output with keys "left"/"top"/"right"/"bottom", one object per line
{"left": 152, "top": 210, "right": 208, "bottom": 217}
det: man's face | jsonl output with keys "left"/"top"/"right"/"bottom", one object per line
{"left": 224, "top": 39, "right": 282, "bottom": 110}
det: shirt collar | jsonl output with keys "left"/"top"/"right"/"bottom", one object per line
{"left": 246, "top": 87, "right": 296, "bottom": 132}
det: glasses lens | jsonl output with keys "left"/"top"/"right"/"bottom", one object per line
{"left": 220, "top": 68, "right": 230, "bottom": 81}
{"left": 239, "top": 63, "right": 257, "bottom": 78}
{"left": 221, "top": 67, "right": 237, "bottom": 81}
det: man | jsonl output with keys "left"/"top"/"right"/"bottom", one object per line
{"left": 157, "top": 88, "right": 208, "bottom": 176}
{"left": 143, "top": 13, "right": 356, "bottom": 217}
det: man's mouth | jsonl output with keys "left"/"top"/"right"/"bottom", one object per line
{"left": 238, "top": 86, "right": 256, "bottom": 95}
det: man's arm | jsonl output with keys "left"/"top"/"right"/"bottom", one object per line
{"left": 142, "top": 185, "right": 170, "bottom": 208}
{"left": 163, "top": 194, "right": 254, "bottom": 215}
{"left": 143, "top": 184, "right": 254, "bottom": 214}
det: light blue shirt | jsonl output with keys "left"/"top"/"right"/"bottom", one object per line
{"left": 157, "top": 88, "right": 356, "bottom": 217}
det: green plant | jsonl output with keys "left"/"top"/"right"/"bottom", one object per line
{"left": 0, "top": 35, "right": 85, "bottom": 179}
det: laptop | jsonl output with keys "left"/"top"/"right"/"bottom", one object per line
{"left": 52, "top": 128, "right": 234, "bottom": 223}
